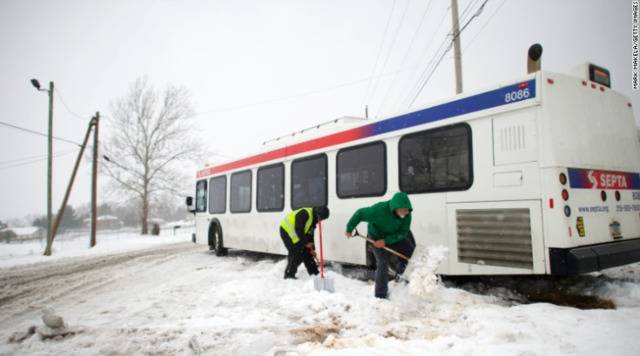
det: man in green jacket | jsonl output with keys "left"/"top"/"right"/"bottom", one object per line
{"left": 345, "top": 192, "right": 415, "bottom": 298}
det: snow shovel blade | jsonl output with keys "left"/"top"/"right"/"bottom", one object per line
{"left": 313, "top": 275, "right": 334, "bottom": 293}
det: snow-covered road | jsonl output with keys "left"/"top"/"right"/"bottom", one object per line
{"left": 1, "top": 240, "right": 639, "bottom": 356}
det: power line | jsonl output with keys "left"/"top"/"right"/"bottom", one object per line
{"left": 195, "top": 67, "right": 418, "bottom": 116}
{"left": 54, "top": 88, "right": 90, "bottom": 121}
{"left": 195, "top": 19, "right": 461, "bottom": 119}
{"left": 367, "top": 0, "right": 411, "bottom": 111}
{"left": 454, "top": 0, "right": 488, "bottom": 40}
{"left": 403, "top": 34, "right": 453, "bottom": 108}
{"left": 392, "top": 3, "right": 450, "bottom": 112}
{"left": 459, "top": 0, "right": 481, "bottom": 24}
{"left": 195, "top": 77, "right": 370, "bottom": 115}
{"left": 401, "top": 10, "right": 454, "bottom": 111}
{"left": 0, "top": 148, "right": 77, "bottom": 165}
{"left": 0, "top": 149, "right": 79, "bottom": 171}
{"left": 464, "top": 0, "right": 507, "bottom": 52}
{"left": 0, "top": 120, "right": 82, "bottom": 147}
{"left": 378, "top": 0, "right": 435, "bottom": 116}
{"left": 361, "top": 0, "right": 398, "bottom": 109}
{"left": 404, "top": 0, "right": 489, "bottom": 109}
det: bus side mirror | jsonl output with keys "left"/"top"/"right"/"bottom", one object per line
{"left": 185, "top": 196, "right": 196, "bottom": 213}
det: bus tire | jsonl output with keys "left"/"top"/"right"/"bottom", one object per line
{"left": 208, "top": 221, "right": 228, "bottom": 256}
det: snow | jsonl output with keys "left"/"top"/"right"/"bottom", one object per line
{"left": 0, "top": 232, "right": 639, "bottom": 355}
{"left": 408, "top": 245, "right": 449, "bottom": 298}
{"left": 1, "top": 226, "right": 42, "bottom": 236}
{"left": 0, "top": 228, "right": 193, "bottom": 268}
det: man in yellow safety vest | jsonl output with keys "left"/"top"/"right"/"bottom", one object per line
{"left": 280, "top": 206, "right": 330, "bottom": 279}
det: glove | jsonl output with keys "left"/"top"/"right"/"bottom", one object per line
{"left": 373, "top": 239, "right": 386, "bottom": 248}
{"left": 305, "top": 242, "right": 317, "bottom": 257}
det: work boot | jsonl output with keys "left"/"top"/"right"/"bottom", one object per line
{"left": 393, "top": 273, "right": 409, "bottom": 284}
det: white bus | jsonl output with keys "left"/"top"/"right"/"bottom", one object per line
{"left": 188, "top": 61, "right": 640, "bottom": 276}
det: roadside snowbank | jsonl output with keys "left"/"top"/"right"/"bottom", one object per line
{"left": 0, "top": 228, "right": 193, "bottom": 268}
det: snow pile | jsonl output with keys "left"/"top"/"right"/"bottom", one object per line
{"left": 408, "top": 245, "right": 449, "bottom": 297}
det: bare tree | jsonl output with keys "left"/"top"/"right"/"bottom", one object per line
{"left": 103, "top": 77, "right": 201, "bottom": 234}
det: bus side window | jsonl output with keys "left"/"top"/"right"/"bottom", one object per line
{"left": 337, "top": 141, "right": 386, "bottom": 198}
{"left": 196, "top": 180, "right": 207, "bottom": 212}
{"left": 291, "top": 154, "right": 327, "bottom": 209}
{"left": 230, "top": 170, "right": 252, "bottom": 213}
{"left": 399, "top": 124, "right": 473, "bottom": 193}
{"left": 209, "top": 176, "right": 227, "bottom": 214}
{"left": 257, "top": 163, "right": 285, "bottom": 212}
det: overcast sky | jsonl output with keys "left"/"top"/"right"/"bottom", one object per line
{"left": 0, "top": 0, "right": 636, "bottom": 221}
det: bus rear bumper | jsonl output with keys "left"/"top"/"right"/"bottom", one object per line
{"left": 549, "top": 238, "right": 640, "bottom": 275}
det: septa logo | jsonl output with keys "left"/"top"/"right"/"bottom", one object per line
{"left": 568, "top": 168, "right": 640, "bottom": 190}
{"left": 588, "top": 171, "right": 597, "bottom": 187}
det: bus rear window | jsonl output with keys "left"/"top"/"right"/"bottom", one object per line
{"left": 399, "top": 124, "right": 473, "bottom": 193}
{"left": 291, "top": 154, "right": 327, "bottom": 209}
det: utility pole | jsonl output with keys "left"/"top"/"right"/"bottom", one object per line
{"left": 45, "top": 116, "right": 95, "bottom": 256}
{"left": 30, "top": 79, "right": 55, "bottom": 252}
{"left": 47, "top": 81, "right": 54, "bottom": 250}
{"left": 90, "top": 112, "right": 99, "bottom": 247}
{"left": 451, "top": 0, "right": 463, "bottom": 94}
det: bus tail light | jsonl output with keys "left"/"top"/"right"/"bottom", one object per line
{"left": 601, "top": 191, "right": 607, "bottom": 201}
{"left": 564, "top": 206, "right": 571, "bottom": 217}
{"left": 559, "top": 173, "right": 567, "bottom": 185}
{"left": 562, "top": 189, "right": 569, "bottom": 201}
{"left": 615, "top": 191, "right": 621, "bottom": 201}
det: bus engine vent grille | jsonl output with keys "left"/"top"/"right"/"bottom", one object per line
{"left": 456, "top": 208, "right": 533, "bottom": 269}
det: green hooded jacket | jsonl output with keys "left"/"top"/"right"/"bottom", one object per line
{"left": 345, "top": 192, "right": 413, "bottom": 245}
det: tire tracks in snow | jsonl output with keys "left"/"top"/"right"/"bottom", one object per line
{"left": 0, "top": 242, "right": 201, "bottom": 326}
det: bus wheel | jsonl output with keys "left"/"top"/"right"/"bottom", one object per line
{"left": 208, "top": 224, "right": 216, "bottom": 251}
{"left": 209, "top": 223, "right": 228, "bottom": 257}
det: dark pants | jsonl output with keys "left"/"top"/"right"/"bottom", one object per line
{"left": 372, "top": 237, "right": 415, "bottom": 298}
{"left": 280, "top": 227, "right": 318, "bottom": 279}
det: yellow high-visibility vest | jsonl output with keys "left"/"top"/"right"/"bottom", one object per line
{"left": 280, "top": 208, "right": 314, "bottom": 244}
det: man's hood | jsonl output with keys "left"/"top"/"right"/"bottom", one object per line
{"left": 389, "top": 192, "right": 413, "bottom": 212}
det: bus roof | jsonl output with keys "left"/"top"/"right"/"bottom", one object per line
{"left": 197, "top": 75, "right": 538, "bottom": 178}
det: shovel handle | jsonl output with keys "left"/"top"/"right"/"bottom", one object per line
{"left": 354, "top": 230, "right": 410, "bottom": 261}
{"left": 319, "top": 220, "right": 325, "bottom": 278}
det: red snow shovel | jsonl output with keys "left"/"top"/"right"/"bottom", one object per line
{"left": 313, "top": 220, "right": 334, "bottom": 293}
